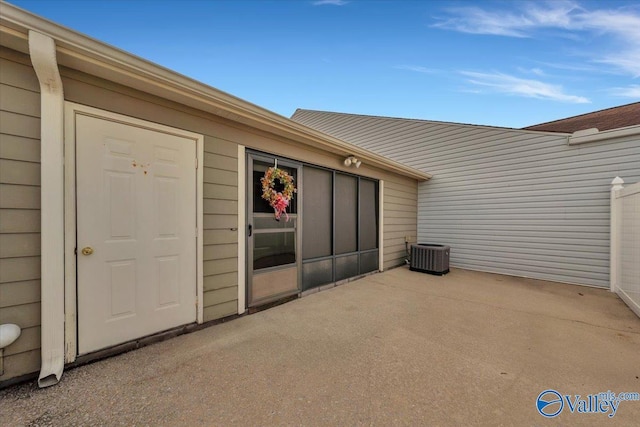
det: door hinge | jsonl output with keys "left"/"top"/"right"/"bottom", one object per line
{"left": 74, "top": 247, "right": 77, "bottom": 255}
{"left": 195, "top": 157, "right": 199, "bottom": 169}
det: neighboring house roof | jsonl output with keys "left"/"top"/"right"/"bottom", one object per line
{"left": 523, "top": 102, "right": 640, "bottom": 133}
{"left": 0, "top": 3, "right": 430, "bottom": 181}
{"left": 291, "top": 108, "right": 558, "bottom": 154}
{"left": 293, "top": 104, "right": 640, "bottom": 154}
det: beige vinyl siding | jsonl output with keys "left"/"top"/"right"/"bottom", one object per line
{"left": 202, "top": 137, "right": 239, "bottom": 321}
{"left": 0, "top": 47, "right": 42, "bottom": 382}
{"left": 383, "top": 178, "right": 417, "bottom": 269}
{"left": 58, "top": 68, "right": 412, "bottom": 325}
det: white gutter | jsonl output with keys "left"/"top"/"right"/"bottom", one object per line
{"left": 568, "top": 125, "right": 640, "bottom": 145}
{"left": 29, "top": 30, "right": 65, "bottom": 388}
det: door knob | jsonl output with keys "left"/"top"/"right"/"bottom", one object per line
{"left": 81, "top": 247, "right": 94, "bottom": 256}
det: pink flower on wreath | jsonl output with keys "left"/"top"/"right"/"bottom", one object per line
{"left": 273, "top": 194, "right": 289, "bottom": 221}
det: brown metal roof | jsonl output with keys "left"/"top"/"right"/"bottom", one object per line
{"left": 523, "top": 102, "right": 640, "bottom": 133}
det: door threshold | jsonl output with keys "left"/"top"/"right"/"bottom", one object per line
{"left": 71, "top": 323, "right": 198, "bottom": 368}
{"left": 69, "top": 312, "right": 242, "bottom": 371}
{"left": 248, "top": 294, "right": 299, "bottom": 314}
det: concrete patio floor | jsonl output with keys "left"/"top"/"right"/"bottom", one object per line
{"left": 1, "top": 267, "right": 639, "bottom": 426}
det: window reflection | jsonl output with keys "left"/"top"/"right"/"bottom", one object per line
{"left": 253, "top": 232, "right": 296, "bottom": 270}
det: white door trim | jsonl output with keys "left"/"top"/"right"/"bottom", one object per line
{"left": 64, "top": 102, "right": 204, "bottom": 363}
{"left": 237, "top": 145, "right": 246, "bottom": 314}
{"left": 379, "top": 180, "right": 384, "bottom": 271}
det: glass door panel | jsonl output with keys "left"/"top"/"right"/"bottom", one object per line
{"left": 247, "top": 155, "right": 301, "bottom": 307}
{"left": 253, "top": 228, "right": 296, "bottom": 270}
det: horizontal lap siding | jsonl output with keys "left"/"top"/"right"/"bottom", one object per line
{"left": 203, "top": 137, "right": 239, "bottom": 321}
{"left": 62, "top": 69, "right": 419, "bottom": 308}
{"left": 415, "top": 131, "right": 640, "bottom": 288}
{"left": 62, "top": 70, "right": 416, "bottom": 321}
{"left": 0, "top": 48, "right": 42, "bottom": 382}
{"left": 383, "top": 178, "right": 417, "bottom": 269}
{"left": 292, "top": 111, "right": 640, "bottom": 288}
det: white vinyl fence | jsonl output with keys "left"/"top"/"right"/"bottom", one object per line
{"left": 611, "top": 177, "right": 640, "bottom": 317}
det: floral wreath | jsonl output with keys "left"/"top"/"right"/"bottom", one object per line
{"left": 261, "top": 166, "right": 296, "bottom": 221}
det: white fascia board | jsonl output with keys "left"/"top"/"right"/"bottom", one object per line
{"left": 568, "top": 125, "right": 640, "bottom": 145}
{"left": 1, "top": 3, "right": 430, "bottom": 182}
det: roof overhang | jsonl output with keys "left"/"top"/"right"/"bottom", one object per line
{"left": 0, "top": 3, "right": 431, "bottom": 181}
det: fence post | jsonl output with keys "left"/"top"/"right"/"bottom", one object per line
{"left": 610, "top": 177, "right": 624, "bottom": 293}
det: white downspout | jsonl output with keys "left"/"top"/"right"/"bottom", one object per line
{"left": 29, "top": 30, "right": 65, "bottom": 387}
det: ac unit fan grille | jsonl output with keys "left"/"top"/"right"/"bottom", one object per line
{"left": 410, "top": 244, "right": 450, "bottom": 275}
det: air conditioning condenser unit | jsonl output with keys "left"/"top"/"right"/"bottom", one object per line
{"left": 410, "top": 243, "right": 450, "bottom": 275}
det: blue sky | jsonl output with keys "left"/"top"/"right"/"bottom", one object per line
{"left": 9, "top": 0, "right": 640, "bottom": 128}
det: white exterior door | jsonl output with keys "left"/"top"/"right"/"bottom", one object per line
{"left": 76, "top": 114, "right": 197, "bottom": 355}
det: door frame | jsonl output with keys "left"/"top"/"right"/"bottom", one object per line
{"left": 246, "top": 151, "right": 303, "bottom": 307}
{"left": 63, "top": 102, "right": 204, "bottom": 363}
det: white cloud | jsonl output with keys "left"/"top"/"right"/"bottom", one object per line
{"left": 578, "top": 8, "right": 640, "bottom": 77}
{"left": 598, "top": 49, "right": 640, "bottom": 78}
{"left": 534, "top": 61, "right": 611, "bottom": 74}
{"left": 432, "top": 2, "right": 580, "bottom": 37}
{"left": 432, "top": 7, "right": 529, "bottom": 37}
{"left": 460, "top": 71, "right": 590, "bottom": 103}
{"left": 433, "top": 1, "right": 640, "bottom": 77}
{"left": 609, "top": 85, "right": 640, "bottom": 98}
{"left": 525, "top": 1, "right": 578, "bottom": 28}
{"left": 517, "top": 67, "right": 546, "bottom": 76}
{"left": 394, "top": 65, "right": 438, "bottom": 74}
{"left": 312, "top": 0, "right": 348, "bottom": 6}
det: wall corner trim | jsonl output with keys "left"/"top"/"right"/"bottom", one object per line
{"left": 29, "top": 30, "right": 65, "bottom": 388}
